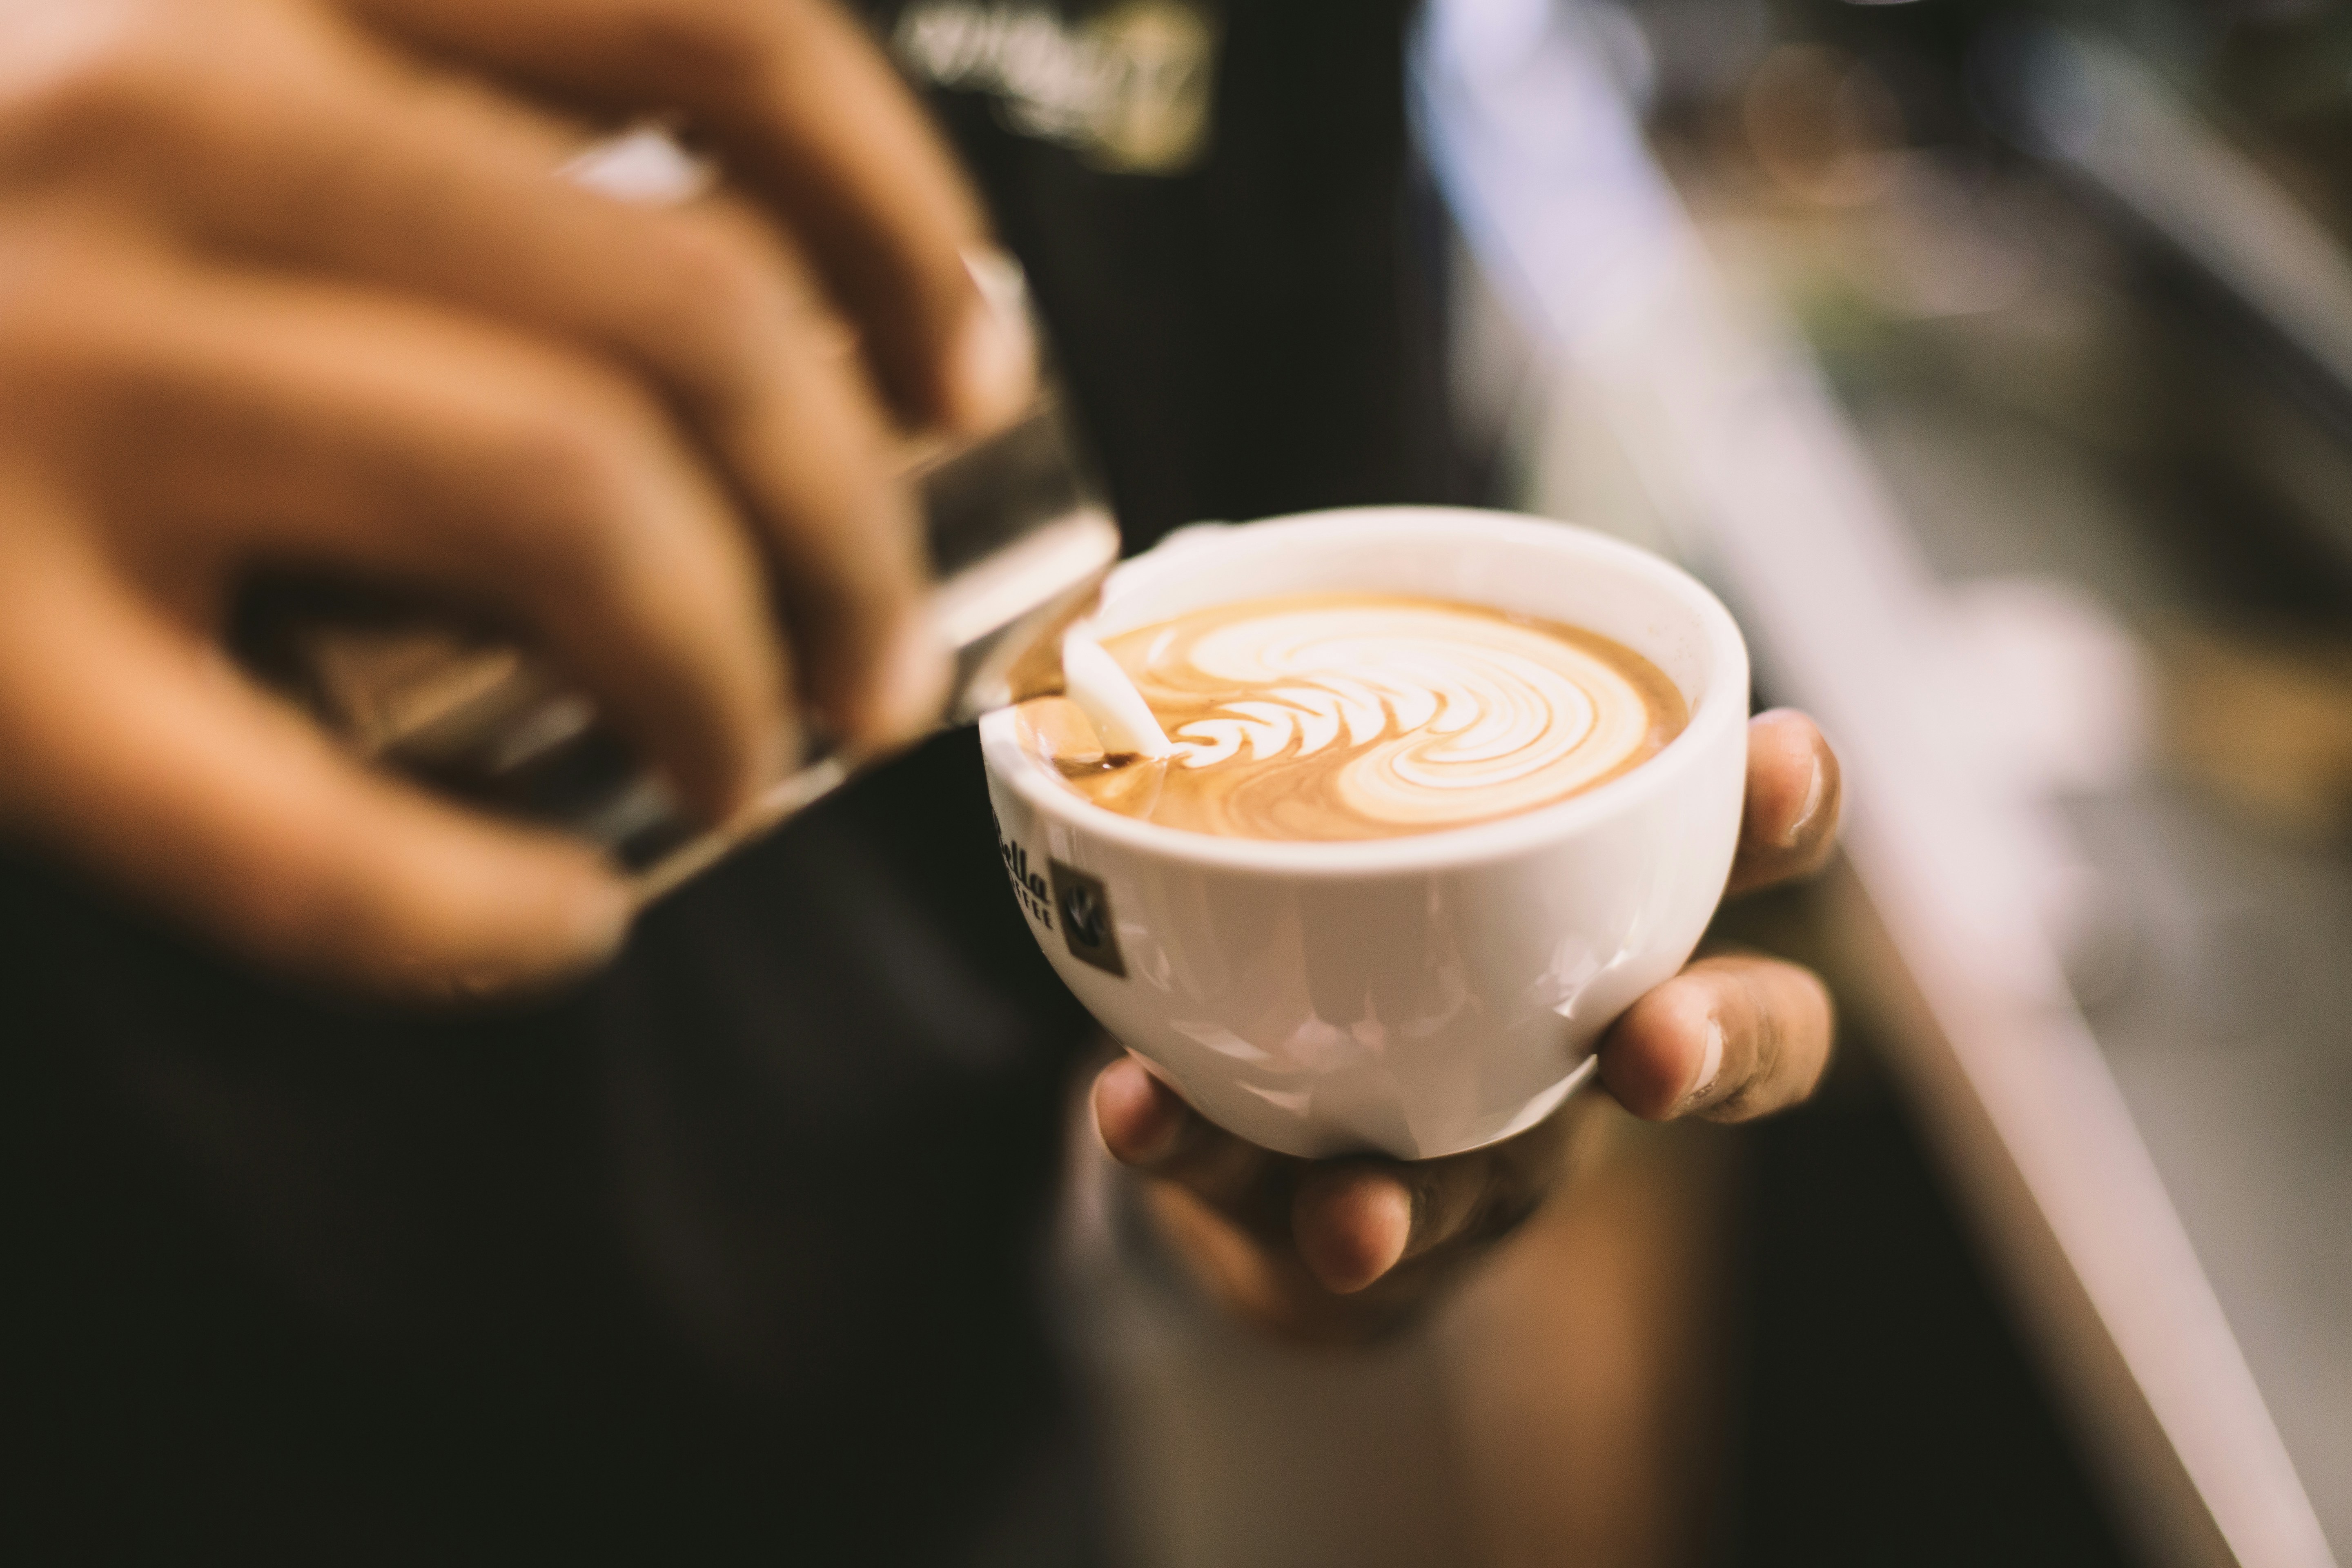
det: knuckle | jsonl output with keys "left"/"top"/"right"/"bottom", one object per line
{"left": 211, "top": 832, "right": 391, "bottom": 973}
{"left": 0, "top": 238, "right": 71, "bottom": 359}
{"left": 0, "top": 0, "right": 374, "bottom": 195}
{"left": 0, "top": 231, "right": 148, "bottom": 427}
{"left": 665, "top": 220, "right": 774, "bottom": 330}
{"left": 0, "top": 1, "right": 201, "bottom": 158}
{"left": 617, "top": 0, "right": 791, "bottom": 113}
{"left": 482, "top": 395, "right": 664, "bottom": 581}
{"left": 634, "top": 209, "right": 802, "bottom": 396}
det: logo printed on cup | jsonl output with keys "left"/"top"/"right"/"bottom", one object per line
{"left": 1049, "top": 861, "right": 1125, "bottom": 976}
{"left": 993, "top": 808, "right": 1055, "bottom": 929}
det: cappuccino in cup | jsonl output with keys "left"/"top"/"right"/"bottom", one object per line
{"left": 1017, "top": 593, "right": 1687, "bottom": 841}
{"left": 980, "top": 508, "right": 1749, "bottom": 1160}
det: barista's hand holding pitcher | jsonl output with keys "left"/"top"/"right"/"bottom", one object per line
{"left": 0, "top": 0, "right": 1845, "bottom": 1336}
{"left": 0, "top": 0, "right": 1027, "bottom": 993}
{"left": 1093, "top": 709, "right": 1841, "bottom": 1340}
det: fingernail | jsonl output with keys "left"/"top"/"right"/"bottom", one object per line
{"left": 948, "top": 247, "right": 1036, "bottom": 432}
{"left": 559, "top": 123, "right": 715, "bottom": 205}
{"left": 1680, "top": 1015, "right": 1726, "bottom": 1111}
{"left": 1367, "top": 1185, "right": 1414, "bottom": 1280}
{"left": 1782, "top": 749, "right": 1829, "bottom": 849}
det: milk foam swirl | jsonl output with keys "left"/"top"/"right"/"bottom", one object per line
{"left": 1034, "top": 594, "right": 1686, "bottom": 841}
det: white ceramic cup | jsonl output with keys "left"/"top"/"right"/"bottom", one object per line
{"left": 979, "top": 507, "right": 1750, "bottom": 1160}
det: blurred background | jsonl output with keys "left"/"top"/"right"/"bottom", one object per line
{"left": 1045, "top": 1, "right": 2351, "bottom": 1564}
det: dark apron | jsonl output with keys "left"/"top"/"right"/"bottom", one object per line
{"left": 0, "top": 2, "right": 1448, "bottom": 1558}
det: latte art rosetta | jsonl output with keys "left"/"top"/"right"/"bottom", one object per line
{"left": 1023, "top": 594, "right": 1688, "bottom": 840}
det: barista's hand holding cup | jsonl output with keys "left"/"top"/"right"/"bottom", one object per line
{"left": 979, "top": 508, "right": 1840, "bottom": 1334}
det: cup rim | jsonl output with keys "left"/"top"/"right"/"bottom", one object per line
{"left": 978, "top": 506, "right": 1749, "bottom": 875}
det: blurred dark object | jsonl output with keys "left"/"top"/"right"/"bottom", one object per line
{"left": 910, "top": 0, "right": 1463, "bottom": 545}
{"left": 1731, "top": 1057, "right": 2138, "bottom": 1568}
{"left": 1704, "top": 874, "right": 2142, "bottom": 1567}
{"left": 2158, "top": 626, "right": 2352, "bottom": 836}
{"left": 1973, "top": 21, "right": 2352, "bottom": 574}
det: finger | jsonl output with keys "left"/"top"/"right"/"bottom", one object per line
{"left": 345, "top": 0, "right": 1031, "bottom": 434}
{"left": 1094, "top": 1053, "right": 1574, "bottom": 1294}
{"left": 1292, "top": 1165, "right": 1437, "bottom": 1295}
{"left": 42, "top": 246, "right": 794, "bottom": 824}
{"left": 1598, "top": 952, "right": 1835, "bottom": 1123}
{"left": 21, "top": 5, "right": 939, "bottom": 747}
{"left": 0, "top": 537, "right": 631, "bottom": 995}
{"left": 1091, "top": 1054, "right": 1290, "bottom": 1236}
{"left": 1725, "top": 709, "right": 1842, "bottom": 897}
{"left": 1290, "top": 1098, "right": 1581, "bottom": 1294}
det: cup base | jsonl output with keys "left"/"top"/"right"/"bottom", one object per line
{"left": 1127, "top": 1048, "right": 1604, "bottom": 1162}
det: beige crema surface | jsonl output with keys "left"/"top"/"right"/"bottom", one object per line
{"left": 1017, "top": 593, "right": 1689, "bottom": 841}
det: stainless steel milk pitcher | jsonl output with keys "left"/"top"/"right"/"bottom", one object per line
{"left": 236, "top": 386, "right": 1120, "bottom": 904}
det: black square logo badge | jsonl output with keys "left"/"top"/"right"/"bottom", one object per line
{"left": 1049, "top": 860, "right": 1125, "bottom": 978}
